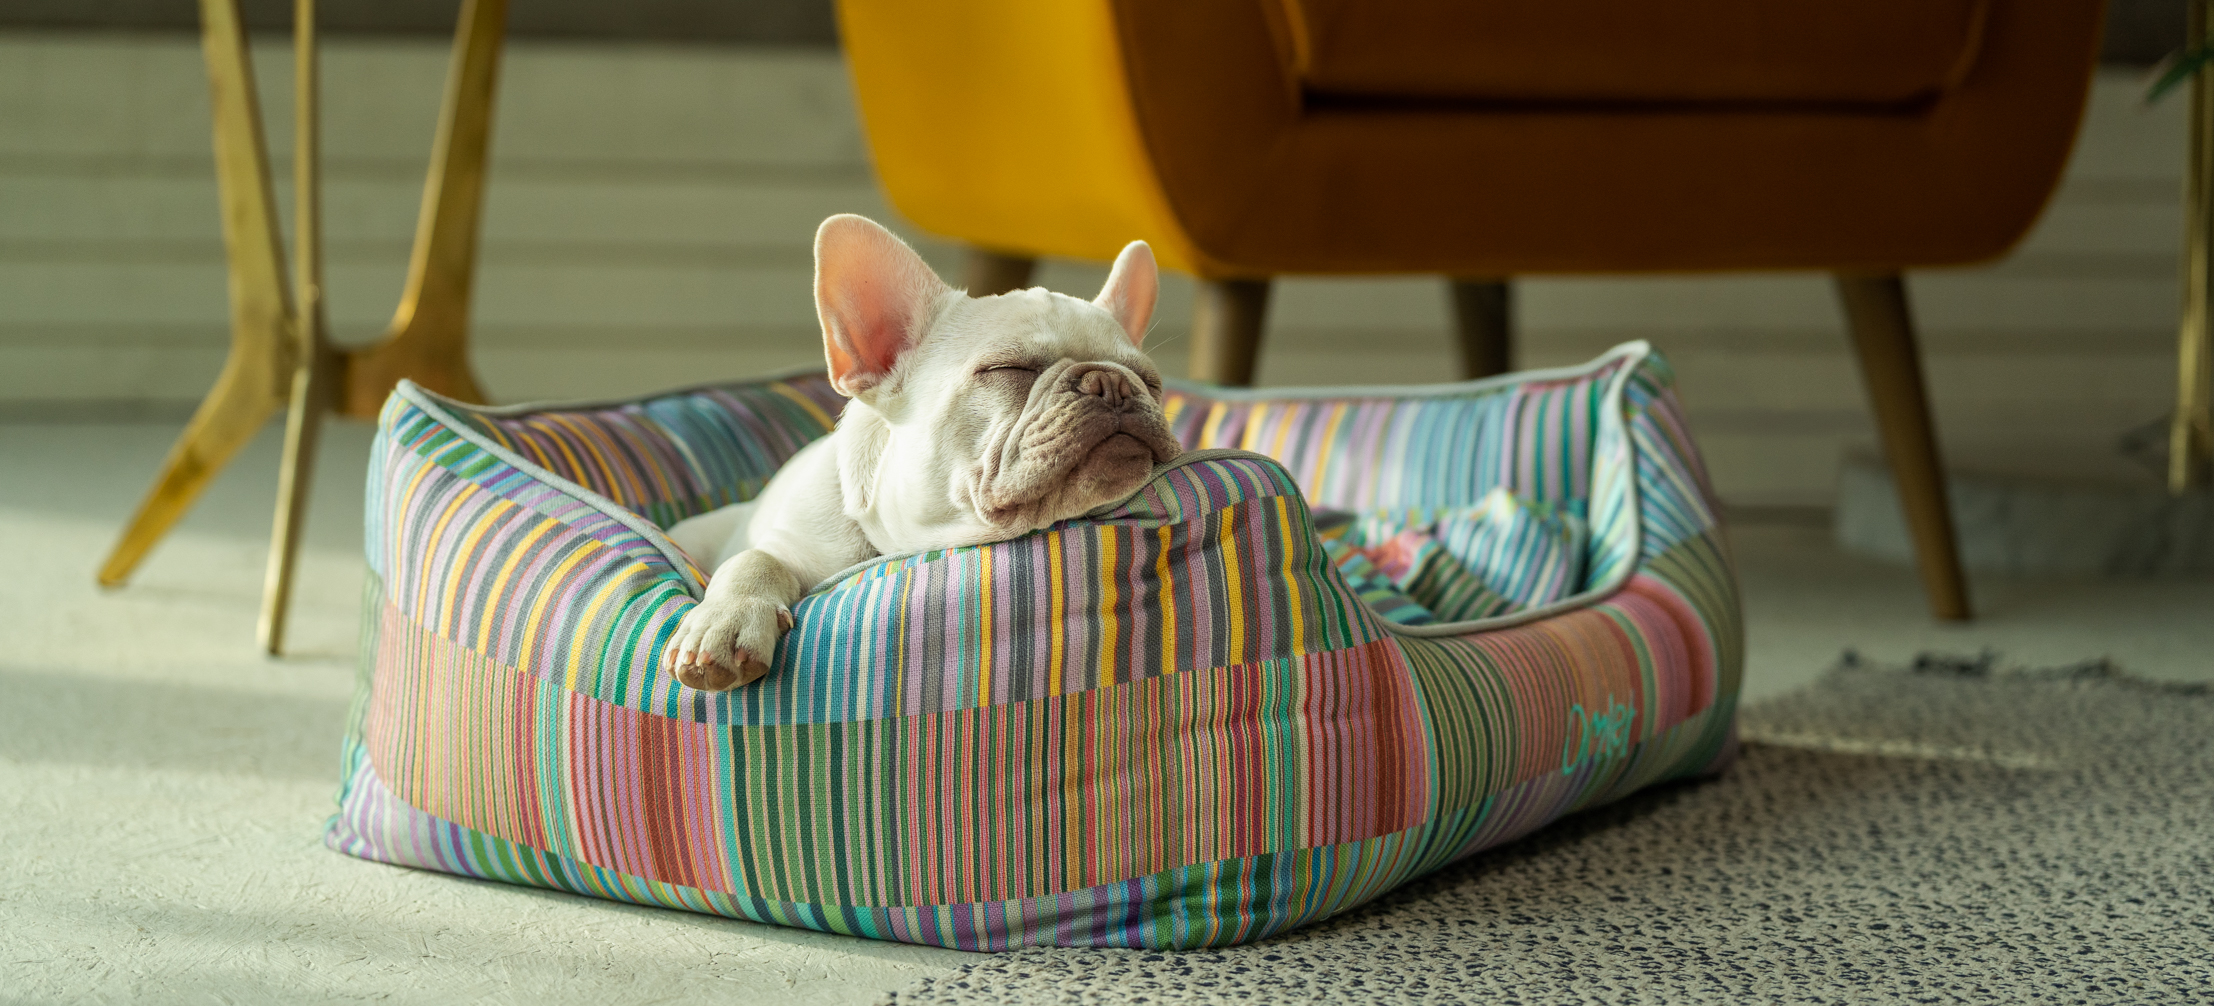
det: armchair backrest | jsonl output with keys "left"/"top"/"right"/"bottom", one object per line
{"left": 1269, "top": 0, "right": 1992, "bottom": 107}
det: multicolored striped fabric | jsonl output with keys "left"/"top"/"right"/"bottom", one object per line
{"left": 1310, "top": 488, "right": 1589, "bottom": 626}
{"left": 327, "top": 341, "right": 1741, "bottom": 950}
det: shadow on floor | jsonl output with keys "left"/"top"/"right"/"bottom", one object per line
{"left": 0, "top": 667, "right": 349, "bottom": 780}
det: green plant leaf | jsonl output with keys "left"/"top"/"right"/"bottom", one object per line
{"left": 2147, "top": 45, "right": 2214, "bottom": 105}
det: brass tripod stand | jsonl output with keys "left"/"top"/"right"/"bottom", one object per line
{"left": 96, "top": 0, "right": 505, "bottom": 653}
{"left": 2177, "top": 0, "right": 2214, "bottom": 493}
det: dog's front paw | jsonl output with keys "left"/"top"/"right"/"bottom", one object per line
{"left": 661, "top": 597, "right": 796, "bottom": 691}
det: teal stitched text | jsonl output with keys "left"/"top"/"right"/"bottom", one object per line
{"left": 1560, "top": 697, "right": 1636, "bottom": 775}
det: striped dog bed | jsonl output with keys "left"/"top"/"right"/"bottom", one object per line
{"left": 327, "top": 341, "right": 1740, "bottom": 950}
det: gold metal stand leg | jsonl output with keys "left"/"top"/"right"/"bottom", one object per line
{"left": 259, "top": 0, "right": 335, "bottom": 655}
{"left": 104, "top": 0, "right": 510, "bottom": 655}
{"left": 1835, "top": 272, "right": 1972, "bottom": 622}
{"left": 1189, "top": 278, "right": 1271, "bottom": 386}
{"left": 337, "top": 0, "right": 507, "bottom": 418}
{"left": 2182, "top": 320, "right": 2214, "bottom": 493}
{"left": 261, "top": 346, "right": 336, "bottom": 653}
{"left": 98, "top": 0, "right": 295, "bottom": 590}
{"left": 2175, "top": 0, "right": 2214, "bottom": 494}
{"left": 1448, "top": 278, "right": 1512, "bottom": 379}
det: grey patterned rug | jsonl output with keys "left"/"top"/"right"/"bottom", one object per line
{"left": 881, "top": 654, "right": 2214, "bottom": 1005}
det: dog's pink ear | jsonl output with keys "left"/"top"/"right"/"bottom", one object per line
{"left": 815, "top": 214, "right": 951, "bottom": 397}
{"left": 1094, "top": 241, "right": 1158, "bottom": 347}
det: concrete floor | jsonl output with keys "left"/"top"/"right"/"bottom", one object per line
{"left": 3, "top": 417, "right": 2209, "bottom": 1003}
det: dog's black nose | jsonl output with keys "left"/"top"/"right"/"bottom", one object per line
{"left": 1076, "top": 368, "right": 1131, "bottom": 406}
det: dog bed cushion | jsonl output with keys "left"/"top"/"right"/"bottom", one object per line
{"left": 1313, "top": 488, "right": 1589, "bottom": 624}
{"left": 326, "top": 340, "right": 1740, "bottom": 950}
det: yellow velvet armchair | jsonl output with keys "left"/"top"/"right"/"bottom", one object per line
{"left": 836, "top": 0, "right": 2109, "bottom": 620}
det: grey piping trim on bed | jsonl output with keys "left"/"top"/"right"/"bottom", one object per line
{"left": 1161, "top": 338, "right": 1651, "bottom": 403}
{"left": 807, "top": 341, "right": 1653, "bottom": 637}
{"left": 393, "top": 338, "right": 1654, "bottom": 639}
{"left": 393, "top": 381, "right": 718, "bottom": 601}
{"left": 436, "top": 362, "right": 838, "bottom": 418}
{"left": 1378, "top": 340, "right": 1649, "bottom": 637}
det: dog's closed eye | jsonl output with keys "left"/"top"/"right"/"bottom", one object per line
{"left": 978, "top": 364, "right": 1040, "bottom": 383}
{"left": 976, "top": 365, "right": 1044, "bottom": 398}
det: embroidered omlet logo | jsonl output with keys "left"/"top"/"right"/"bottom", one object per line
{"left": 1561, "top": 697, "right": 1636, "bottom": 775}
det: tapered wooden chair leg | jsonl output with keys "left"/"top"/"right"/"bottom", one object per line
{"left": 1190, "top": 278, "right": 1271, "bottom": 386}
{"left": 963, "top": 248, "right": 1036, "bottom": 297}
{"left": 1449, "top": 278, "right": 1513, "bottom": 379}
{"left": 1835, "top": 273, "right": 1971, "bottom": 621}
{"left": 100, "top": 0, "right": 295, "bottom": 590}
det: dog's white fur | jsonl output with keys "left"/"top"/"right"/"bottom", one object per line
{"left": 660, "top": 214, "right": 1183, "bottom": 690}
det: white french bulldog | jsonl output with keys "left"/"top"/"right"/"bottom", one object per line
{"left": 660, "top": 214, "right": 1184, "bottom": 690}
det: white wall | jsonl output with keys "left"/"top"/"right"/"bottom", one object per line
{"left": 0, "top": 32, "right": 2188, "bottom": 505}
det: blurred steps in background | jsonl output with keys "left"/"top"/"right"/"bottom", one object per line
{"left": 0, "top": 28, "right": 2189, "bottom": 510}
